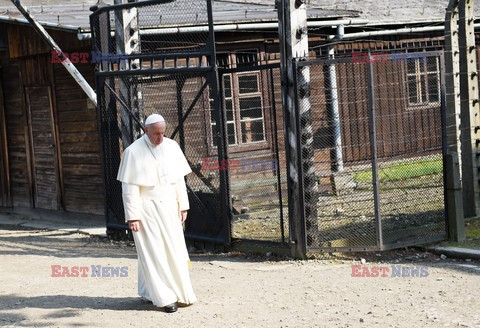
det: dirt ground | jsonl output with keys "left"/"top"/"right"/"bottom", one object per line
{"left": 0, "top": 225, "right": 479, "bottom": 328}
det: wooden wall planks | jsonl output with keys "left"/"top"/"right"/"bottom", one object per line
{"left": 53, "top": 61, "right": 104, "bottom": 215}
{"left": 25, "top": 86, "right": 59, "bottom": 210}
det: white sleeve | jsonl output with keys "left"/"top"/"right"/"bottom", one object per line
{"left": 122, "top": 182, "right": 142, "bottom": 222}
{"left": 175, "top": 177, "right": 190, "bottom": 211}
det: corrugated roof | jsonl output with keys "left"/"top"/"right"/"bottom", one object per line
{"left": 1, "top": 0, "right": 475, "bottom": 33}
{"left": 0, "top": 3, "right": 94, "bottom": 30}
{"left": 221, "top": 0, "right": 480, "bottom": 24}
{"left": 0, "top": 1, "right": 357, "bottom": 32}
{"left": 314, "top": 0, "right": 480, "bottom": 22}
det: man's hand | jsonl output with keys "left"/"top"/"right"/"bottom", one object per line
{"left": 128, "top": 220, "right": 141, "bottom": 232}
{"left": 180, "top": 210, "right": 188, "bottom": 223}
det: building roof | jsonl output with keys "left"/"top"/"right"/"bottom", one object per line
{"left": 0, "top": 0, "right": 357, "bottom": 32}
{"left": 1, "top": 0, "right": 478, "bottom": 34}
{"left": 220, "top": 0, "right": 480, "bottom": 24}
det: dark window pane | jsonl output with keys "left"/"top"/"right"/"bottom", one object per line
{"left": 223, "top": 75, "right": 232, "bottom": 98}
{"left": 241, "top": 119, "right": 264, "bottom": 143}
{"left": 211, "top": 123, "right": 217, "bottom": 147}
{"left": 408, "top": 76, "right": 418, "bottom": 103}
{"left": 212, "top": 123, "right": 236, "bottom": 146}
{"left": 428, "top": 74, "right": 439, "bottom": 103}
{"left": 239, "top": 97, "right": 262, "bottom": 119}
{"left": 241, "top": 122, "right": 247, "bottom": 143}
{"left": 427, "top": 58, "right": 438, "bottom": 73}
{"left": 420, "top": 75, "right": 427, "bottom": 103}
{"left": 225, "top": 99, "right": 234, "bottom": 121}
{"left": 250, "top": 120, "right": 265, "bottom": 142}
{"left": 211, "top": 123, "right": 236, "bottom": 146}
{"left": 238, "top": 75, "right": 259, "bottom": 94}
{"left": 407, "top": 61, "right": 416, "bottom": 74}
{"left": 227, "top": 123, "right": 236, "bottom": 145}
{"left": 419, "top": 60, "right": 427, "bottom": 74}
{"left": 209, "top": 100, "right": 216, "bottom": 124}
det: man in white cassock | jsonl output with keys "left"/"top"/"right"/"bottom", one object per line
{"left": 116, "top": 113, "right": 197, "bottom": 313}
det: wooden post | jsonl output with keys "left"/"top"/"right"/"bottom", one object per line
{"left": 458, "top": 0, "right": 480, "bottom": 218}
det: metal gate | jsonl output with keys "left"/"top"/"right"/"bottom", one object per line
{"left": 296, "top": 51, "right": 448, "bottom": 253}
{"left": 90, "top": 0, "right": 231, "bottom": 244}
{"left": 217, "top": 63, "right": 289, "bottom": 244}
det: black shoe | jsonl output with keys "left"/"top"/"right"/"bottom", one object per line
{"left": 164, "top": 302, "right": 178, "bottom": 313}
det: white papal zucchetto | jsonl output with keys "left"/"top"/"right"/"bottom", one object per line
{"left": 145, "top": 113, "right": 165, "bottom": 126}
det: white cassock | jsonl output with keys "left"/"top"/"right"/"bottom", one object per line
{"left": 117, "top": 134, "right": 197, "bottom": 307}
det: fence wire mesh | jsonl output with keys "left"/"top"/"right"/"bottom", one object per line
{"left": 90, "top": 0, "right": 212, "bottom": 76}
{"left": 98, "top": 72, "right": 230, "bottom": 241}
{"left": 298, "top": 52, "right": 447, "bottom": 252}
{"left": 374, "top": 55, "right": 446, "bottom": 246}
{"left": 298, "top": 60, "right": 377, "bottom": 250}
{"left": 91, "top": 0, "right": 210, "bottom": 54}
{"left": 92, "top": 0, "right": 234, "bottom": 243}
{"left": 91, "top": 0, "right": 447, "bottom": 253}
{"left": 218, "top": 65, "right": 289, "bottom": 243}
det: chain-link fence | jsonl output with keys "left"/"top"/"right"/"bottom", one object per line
{"left": 297, "top": 51, "right": 447, "bottom": 252}
{"left": 91, "top": 0, "right": 232, "bottom": 244}
{"left": 97, "top": 72, "right": 231, "bottom": 241}
{"left": 217, "top": 64, "right": 289, "bottom": 243}
{"left": 90, "top": 0, "right": 211, "bottom": 59}
{"left": 90, "top": 1, "right": 448, "bottom": 254}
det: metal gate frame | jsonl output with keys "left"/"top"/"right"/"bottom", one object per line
{"left": 90, "top": 0, "right": 232, "bottom": 245}
{"left": 217, "top": 63, "right": 290, "bottom": 245}
{"left": 294, "top": 50, "right": 449, "bottom": 253}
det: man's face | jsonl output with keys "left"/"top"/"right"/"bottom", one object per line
{"left": 145, "top": 122, "right": 166, "bottom": 145}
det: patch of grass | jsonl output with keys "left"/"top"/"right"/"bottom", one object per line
{"left": 439, "top": 218, "right": 480, "bottom": 248}
{"left": 441, "top": 239, "right": 480, "bottom": 248}
{"left": 466, "top": 218, "right": 480, "bottom": 239}
{"left": 353, "top": 157, "right": 443, "bottom": 183}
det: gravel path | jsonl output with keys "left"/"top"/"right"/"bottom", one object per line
{"left": 0, "top": 226, "right": 479, "bottom": 328}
